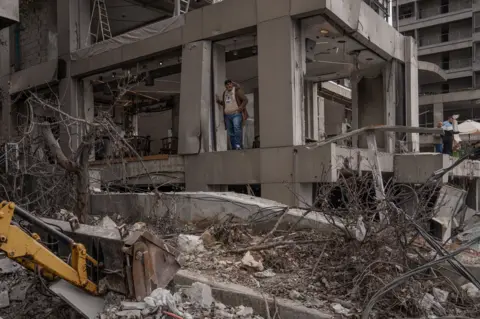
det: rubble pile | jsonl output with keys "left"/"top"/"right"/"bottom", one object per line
{"left": 100, "top": 282, "right": 263, "bottom": 319}
{"left": 0, "top": 257, "right": 73, "bottom": 319}
{"left": 173, "top": 181, "right": 480, "bottom": 318}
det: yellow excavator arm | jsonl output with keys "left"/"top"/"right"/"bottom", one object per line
{"left": 0, "top": 201, "right": 99, "bottom": 295}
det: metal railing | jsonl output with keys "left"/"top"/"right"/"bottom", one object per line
{"left": 418, "top": 31, "right": 472, "bottom": 47}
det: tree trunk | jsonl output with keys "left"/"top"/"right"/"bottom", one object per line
{"left": 74, "top": 140, "right": 93, "bottom": 223}
{"left": 41, "top": 122, "right": 93, "bottom": 222}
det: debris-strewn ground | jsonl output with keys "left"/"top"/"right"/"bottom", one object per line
{"left": 0, "top": 257, "right": 74, "bottom": 319}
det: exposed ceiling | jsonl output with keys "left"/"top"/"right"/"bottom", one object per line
{"left": 302, "top": 15, "right": 386, "bottom": 81}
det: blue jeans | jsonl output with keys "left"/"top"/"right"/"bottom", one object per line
{"left": 435, "top": 143, "right": 443, "bottom": 153}
{"left": 225, "top": 113, "right": 243, "bottom": 150}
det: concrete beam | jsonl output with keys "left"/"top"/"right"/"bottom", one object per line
{"left": 9, "top": 59, "right": 62, "bottom": 94}
{"left": 69, "top": 0, "right": 408, "bottom": 78}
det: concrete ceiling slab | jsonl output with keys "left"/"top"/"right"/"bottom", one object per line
{"left": 0, "top": 0, "right": 19, "bottom": 30}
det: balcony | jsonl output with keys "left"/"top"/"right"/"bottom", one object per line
{"left": 441, "top": 58, "right": 473, "bottom": 79}
{"left": 0, "top": 0, "right": 19, "bottom": 29}
{"left": 418, "top": 31, "right": 472, "bottom": 55}
{"left": 399, "top": 5, "right": 472, "bottom": 32}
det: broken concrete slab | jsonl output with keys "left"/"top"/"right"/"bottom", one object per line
{"left": 184, "top": 282, "right": 214, "bottom": 308}
{"left": 0, "top": 290, "right": 9, "bottom": 309}
{"left": 174, "top": 270, "right": 332, "bottom": 319}
{"left": 9, "top": 281, "right": 33, "bottom": 301}
{"left": 0, "top": 258, "right": 22, "bottom": 274}
{"left": 121, "top": 301, "right": 148, "bottom": 310}
{"left": 91, "top": 192, "right": 344, "bottom": 233}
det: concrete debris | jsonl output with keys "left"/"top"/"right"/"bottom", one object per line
{"left": 235, "top": 305, "right": 254, "bottom": 317}
{"left": 0, "top": 258, "right": 21, "bottom": 274}
{"left": 9, "top": 281, "right": 33, "bottom": 301}
{"left": 253, "top": 269, "right": 276, "bottom": 278}
{"left": 131, "top": 222, "right": 146, "bottom": 232}
{"left": 288, "top": 290, "right": 301, "bottom": 300}
{"left": 177, "top": 234, "right": 206, "bottom": 254}
{"left": 433, "top": 287, "right": 449, "bottom": 303}
{"left": 115, "top": 310, "right": 141, "bottom": 318}
{"left": 461, "top": 283, "right": 480, "bottom": 299}
{"left": 0, "top": 290, "right": 9, "bottom": 309}
{"left": 120, "top": 301, "right": 147, "bottom": 310}
{"left": 200, "top": 229, "right": 216, "bottom": 247}
{"left": 99, "top": 216, "right": 118, "bottom": 229}
{"left": 331, "top": 303, "right": 350, "bottom": 316}
{"left": 355, "top": 216, "right": 366, "bottom": 242}
{"left": 420, "top": 293, "right": 446, "bottom": 316}
{"left": 241, "top": 251, "right": 264, "bottom": 272}
{"left": 184, "top": 282, "right": 214, "bottom": 308}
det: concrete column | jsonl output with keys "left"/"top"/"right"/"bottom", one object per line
{"left": 83, "top": 80, "right": 95, "bottom": 160}
{"left": 353, "top": 73, "right": 385, "bottom": 149}
{"left": 433, "top": 102, "right": 444, "bottom": 125}
{"left": 258, "top": 16, "right": 304, "bottom": 147}
{"left": 178, "top": 41, "right": 213, "bottom": 154}
{"left": 57, "top": 0, "right": 91, "bottom": 55}
{"left": 212, "top": 43, "right": 227, "bottom": 152}
{"left": 318, "top": 96, "right": 325, "bottom": 140}
{"left": 324, "top": 99, "right": 345, "bottom": 137}
{"left": 57, "top": 0, "right": 91, "bottom": 155}
{"left": 404, "top": 37, "right": 420, "bottom": 152}
{"left": 383, "top": 61, "right": 397, "bottom": 153}
{"left": 304, "top": 81, "right": 319, "bottom": 141}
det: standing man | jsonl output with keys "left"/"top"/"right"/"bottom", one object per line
{"left": 442, "top": 115, "right": 457, "bottom": 155}
{"left": 216, "top": 80, "right": 249, "bottom": 150}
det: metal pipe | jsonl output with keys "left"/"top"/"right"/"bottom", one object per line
{"left": 12, "top": 204, "right": 75, "bottom": 246}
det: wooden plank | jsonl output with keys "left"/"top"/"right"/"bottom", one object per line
{"left": 90, "top": 154, "right": 169, "bottom": 166}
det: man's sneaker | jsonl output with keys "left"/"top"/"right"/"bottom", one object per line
{"left": 235, "top": 145, "right": 242, "bottom": 150}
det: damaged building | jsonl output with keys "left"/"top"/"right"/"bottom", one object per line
{"left": 2, "top": 0, "right": 480, "bottom": 318}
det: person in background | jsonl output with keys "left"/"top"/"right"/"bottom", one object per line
{"left": 433, "top": 121, "right": 443, "bottom": 153}
{"left": 442, "top": 115, "right": 457, "bottom": 155}
{"left": 216, "top": 80, "right": 249, "bottom": 150}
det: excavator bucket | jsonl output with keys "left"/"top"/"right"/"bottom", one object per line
{"left": 31, "top": 218, "right": 180, "bottom": 318}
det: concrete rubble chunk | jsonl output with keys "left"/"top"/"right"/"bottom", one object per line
{"left": 9, "top": 281, "right": 33, "bottom": 301}
{"left": 241, "top": 251, "right": 264, "bottom": 272}
{"left": 289, "top": 290, "right": 301, "bottom": 300}
{"left": 100, "top": 216, "right": 118, "bottom": 229}
{"left": 200, "top": 229, "right": 216, "bottom": 247}
{"left": 420, "top": 293, "right": 446, "bottom": 316}
{"left": 235, "top": 305, "right": 254, "bottom": 317}
{"left": 0, "top": 290, "right": 9, "bottom": 309}
{"left": 131, "top": 222, "right": 146, "bottom": 232}
{"left": 0, "top": 258, "right": 21, "bottom": 274}
{"left": 254, "top": 269, "right": 276, "bottom": 278}
{"left": 433, "top": 287, "right": 449, "bottom": 303}
{"left": 184, "top": 282, "right": 214, "bottom": 308}
{"left": 115, "top": 309, "right": 141, "bottom": 318}
{"left": 177, "top": 234, "right": 206, "bottom": 254}
{"left": 331, "top": 303, "right": 350, "bottom": 315}
{"left": 461, "top": 283, "right": 480, "bottom": 299}
{"left": 121, "top": 301, "right": 147, "bottom": 310}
